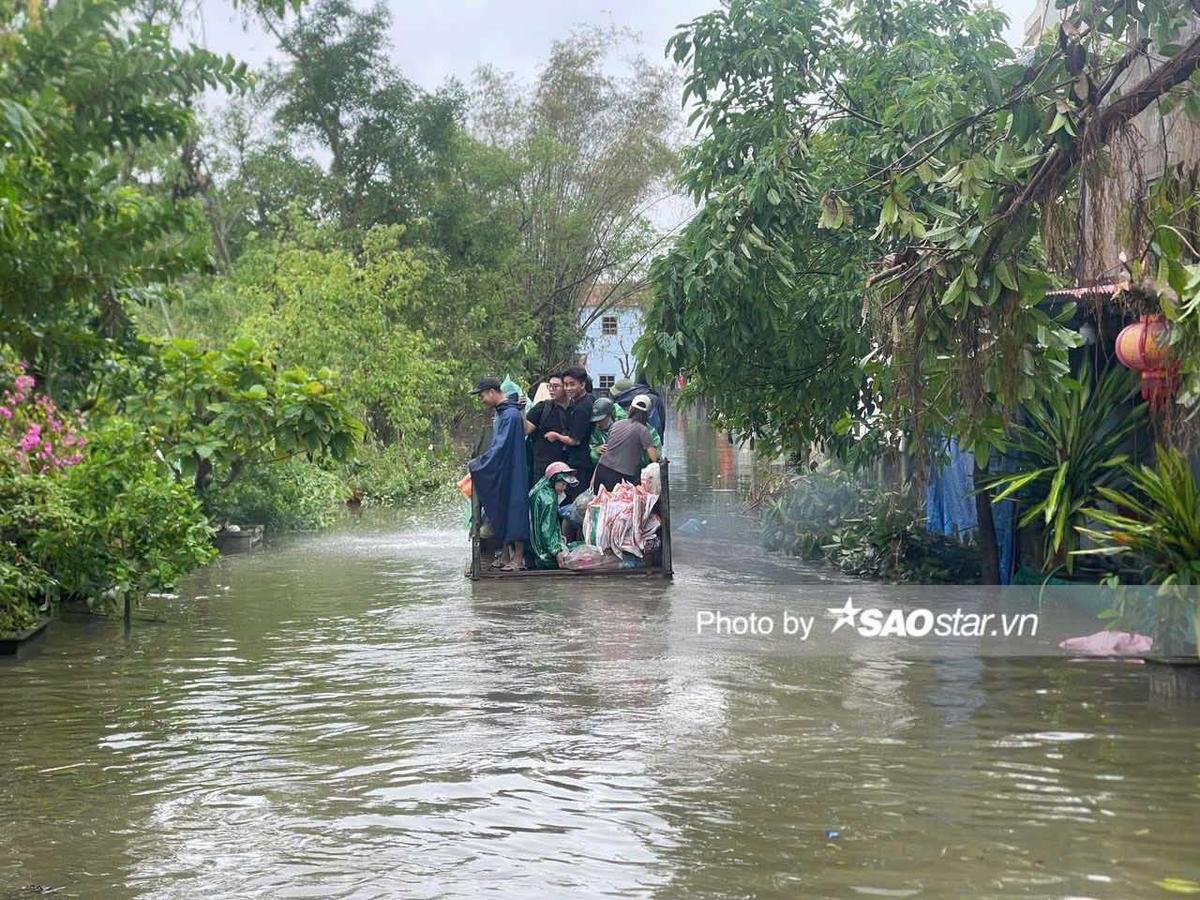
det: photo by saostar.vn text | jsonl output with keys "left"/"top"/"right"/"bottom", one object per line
{"left": 696, "top": 597, "right": 1039, "bottom": 640}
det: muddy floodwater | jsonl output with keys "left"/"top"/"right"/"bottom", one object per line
{"left": 3, "top": 413, "right": 1199, "bottom": 898}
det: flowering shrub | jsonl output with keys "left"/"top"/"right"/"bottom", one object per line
{"left": 0, "top": 456, "right": 77, "bottom": 633}
{"left": 0, "top": 354, "right": 216, "bottom": 633}
{"left": 1, "top": 360, "right": 86, "bottom": 474}
{"left": 0, "top": 415, "right": 216, "bottom": 633}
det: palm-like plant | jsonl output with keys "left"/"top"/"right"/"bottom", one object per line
{"left": 1076, "top": 447, "right": 1200, "bottom": 656}
{"left": 1076, "top": 447, "right": 1200, "bottom": 585}
{"left": 987, "top": 359, "right": 1147, "bottom": 573}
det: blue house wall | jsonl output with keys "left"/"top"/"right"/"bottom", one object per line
{"left": 579, "top": 305, "right": 642, "bottom": 391}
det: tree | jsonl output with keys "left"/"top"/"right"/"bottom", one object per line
{"left": 639, "top": 0, "right": 1026, "bottom": 461}
{"left": 0, "top": 0, "right": 250, "bottom": 395}
{"left": 639, "top": 0, "right": 1200, "bottom": 579}
{"left": 256, "top": 0, "right": 465, "bottom": 234}
{"left": 472, "top": 28, "right": 680, "bottom": 368}
{"left": 201, "top": 97, "right": 328, "bottom": 261}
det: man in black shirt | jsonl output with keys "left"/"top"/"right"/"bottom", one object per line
{"left": 545, "top": 366, "right": 594, "bottom": 500}
{"left": 524, "top": 373, "right": 569, "bottom": 480}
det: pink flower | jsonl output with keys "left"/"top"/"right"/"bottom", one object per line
{"left": 14, "top": 374, "right": 34, "bottom": 393}
{"left": 0, "top": 406, "right": 10, "bottom": 420}
{"left": 18, "top": 424, "right": 41, "bottom": 453}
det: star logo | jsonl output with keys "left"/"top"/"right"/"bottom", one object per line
{"left": 827, "top": 597, "right": 861, "bottom": 634}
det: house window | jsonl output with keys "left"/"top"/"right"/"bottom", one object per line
{"left": 601, "top": 315, "right": 618, "bottom": 336}
{"left": 598, "top": 374, "right": 616, "bottom": 391}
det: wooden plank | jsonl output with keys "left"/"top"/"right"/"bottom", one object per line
{"left": 473, "top": 566, "right": 669, "bottom": 579}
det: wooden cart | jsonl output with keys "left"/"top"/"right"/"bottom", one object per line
{"left": 467, "top": 459, "right": 675, "bottom": 579}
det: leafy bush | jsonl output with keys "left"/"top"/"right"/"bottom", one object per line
{"left": 0, "top": 355, "right": 84, "bottom": 632}
{"left": 47, "top": 418, "right": 216, "bottom": 610}
{"left": 762, "top": 468, "right": 980, "bottom": 583}
{"left": 1077, "top": 446, "right": 1200, "bottom": 586}
{"left": 0, "top": 457, "right": 77, "bottom": 633}
{"left": 205, "top": 457, "right": 347, "bottom": 532}
{"left": 823, "top": 490, "right": 982, "bottom": 584}
{"left": 116, "top": 337, "right": 363, "bottom": 496}
{"left": 1077, "top": 447, "right": 1200, "bottom": 654}
{"left": 160, "top": 223, "right": 525, "bottom": 443}
{"left": 762, "top": 466, "right": 865, "bottom": 557}
{"left": 0, "top": 411, "right": 216, "bottom": 631}
{"left": 348, "top": 441, "right": 459, "bottom": 506}
{"left": 0, "top": 359, "right": 87, "bottom": 473}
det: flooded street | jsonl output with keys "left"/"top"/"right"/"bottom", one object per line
{"left": 2, "top": 413, "right": 1199, "bottom": 898}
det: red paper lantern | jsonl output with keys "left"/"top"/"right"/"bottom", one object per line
{"left": 1115, "top": 314, "right": 1177, "bottom": 408}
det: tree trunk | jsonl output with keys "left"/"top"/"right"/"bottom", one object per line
{"left": 974, "top": 461, "right": 1001, "bottom": 585}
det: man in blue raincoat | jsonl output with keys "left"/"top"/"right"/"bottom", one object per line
{"left": 469, "top": 377, "right": 530, "bottom": 570}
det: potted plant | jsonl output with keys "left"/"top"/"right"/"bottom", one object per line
{"left": 1076, "top": 446, "right": 1200, "bottom": 699}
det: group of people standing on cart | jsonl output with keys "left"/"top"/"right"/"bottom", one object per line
{"left": 467, "top": 368, "right": 663, "bottom": 571}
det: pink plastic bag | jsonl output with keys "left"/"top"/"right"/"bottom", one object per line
{"left": 1058, "top": 631, "right": 1152, "bottom": 657}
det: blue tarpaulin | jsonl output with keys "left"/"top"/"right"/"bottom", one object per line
{"left": 925, "top": 438, "right": 1015, "bottom": 584}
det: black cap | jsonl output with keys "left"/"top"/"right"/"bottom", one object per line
{"left": 470, "top": 377, "right": 502, "bottom": 395}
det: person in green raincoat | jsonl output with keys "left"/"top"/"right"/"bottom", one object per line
{"left": 589, "top": 397, "right": 661, "bottom": 468}
{"left": 528, "top": 461, "right": 579, "bottom": 569}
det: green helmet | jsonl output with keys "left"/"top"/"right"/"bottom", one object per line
{"left": 590, "top": 397, "right": 615, "bottom": 422}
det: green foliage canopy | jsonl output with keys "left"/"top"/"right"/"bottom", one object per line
{"left": 640, "top": 0, "right": 1200, "bottom": 461}
{"left": 259, "top": 0, "right": 466, "bottom": 234}
{"left": 111, "top": 336, "right": 363, "bottom": 496}
{"left": 0, "top": 0, "right": 250, "bottom": 390}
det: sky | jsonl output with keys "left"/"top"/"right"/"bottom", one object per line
{"left": 192, "top": 0, "right": 1041, "bottom": 92}
{"left": 189, "top": 0, "right": 1041, "bottom": 232}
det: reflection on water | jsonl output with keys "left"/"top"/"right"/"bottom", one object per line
{"left": 2, "top": 409, "right": 1199, "bottom": 898}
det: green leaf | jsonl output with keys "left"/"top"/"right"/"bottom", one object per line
{"left": 1155, "top": 878, "right": 1200, "bottom": 895}
{"left": 996, "top": 261, "right": 1018, "bottom": 292}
